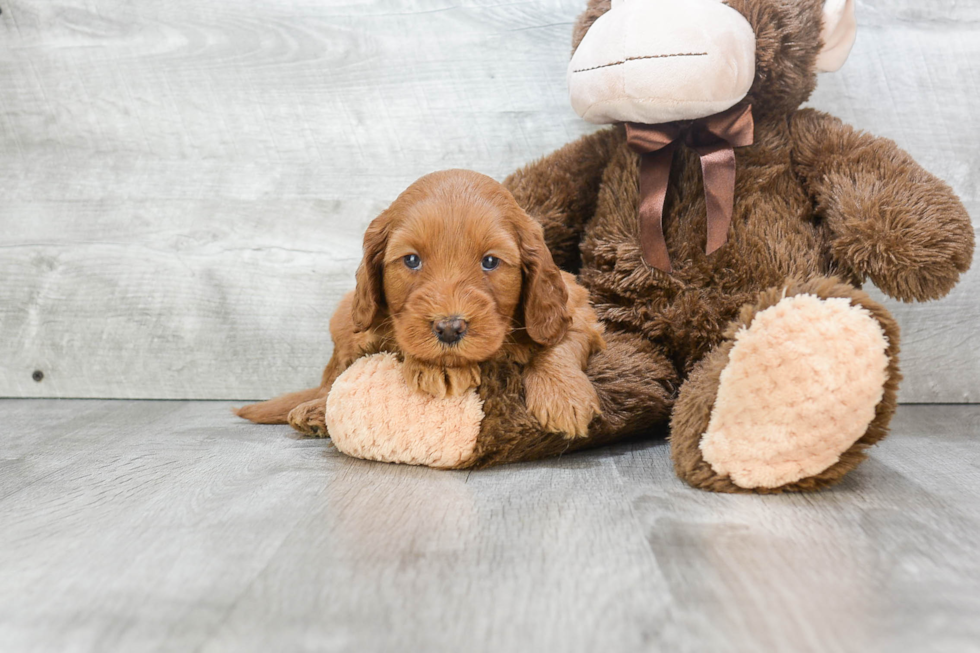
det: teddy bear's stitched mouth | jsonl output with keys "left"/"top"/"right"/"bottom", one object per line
{"left": 572, "top": 52, "right": 708, "bottom": 74}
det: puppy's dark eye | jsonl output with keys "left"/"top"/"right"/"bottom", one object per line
{"left": 403, "top": 254, "right": 422, "bottom": 270}
{"left": 481, "top": 255, "right": 500, "bottom": 272}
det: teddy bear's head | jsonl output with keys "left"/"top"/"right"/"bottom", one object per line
{"left": 568, "top": 0, "right": 856, "bottom": 124}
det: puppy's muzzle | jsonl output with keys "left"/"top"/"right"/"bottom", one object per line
{"left": 432, "top": 316, "right": 468, "bottom": 345}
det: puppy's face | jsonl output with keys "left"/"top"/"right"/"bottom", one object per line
{"left": 383, "top": 194, "right": 523, "bottom": 365}
{"left": 351, "top": 170, "right": 570, "bottom": 367}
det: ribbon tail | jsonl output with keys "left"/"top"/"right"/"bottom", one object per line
{"left": 637, "top": 145, "right": 675, "bottom": 273}
{"left": 697, "top": 143, "right": 737, "bottom": 256}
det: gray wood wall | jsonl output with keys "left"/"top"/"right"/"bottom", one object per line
{"left": 1, "top": 0, "right": 977, "bottom": 401}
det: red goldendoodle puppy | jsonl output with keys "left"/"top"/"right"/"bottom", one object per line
{"left": 237, "top": 169, "right": 605, "bottom": 438}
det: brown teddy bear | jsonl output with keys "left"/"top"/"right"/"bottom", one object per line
{"left": 263, "top": 0, "right": 975, "bottom": 493}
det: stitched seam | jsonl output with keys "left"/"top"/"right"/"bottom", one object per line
{"left": 572, "top": 52, "right": 708, "bottom": 74}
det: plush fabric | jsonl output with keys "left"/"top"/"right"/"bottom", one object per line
{"left": 568, "top": 0, "right": 756, "bottom": 124}
{"left": 495, "top": 0, "right": 971, "bottom": 491}
{"left": 699, "top": 293, "right": 889, "bottom": 489}
{"left": 667, "top": 278, "right": 903, "bottom": 493}
{"left": 325, "top": 330, "right": 677, "bottom": 470}
{"left": 325, "top": 353, "right": 483, "bottom": 469}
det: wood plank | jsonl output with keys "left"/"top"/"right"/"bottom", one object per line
{"left": 0, "top": 0, "right": 976, "bottom": 400}
{"left": 615, "top": 407, "right": 980, "bottom": 652}
{"left": 0, "top": 399, "right": 165, "bottom": 498}
{"left": 0, "top": 400, "right": 978, "bottom": 652}
{"left": 0, "top": 400, "right": 344, "bottom": 651}
{"left": 199, "top": 457, "right": 674, "bottom": 652}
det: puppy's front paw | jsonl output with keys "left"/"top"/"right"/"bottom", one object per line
{"left": 402, "top": 358, "right": 481, "bottom": 398}
{"left": 524, "top": 368, "right": 600, "bottom": 439}
{"left": 444, "top": 364, "right": 481, "bottom": 396}
{"left": 287, "top": 398, "right": 328, "bottom": 438}
{"left": 403, "top": 358, "right": 450, "bottom": 398}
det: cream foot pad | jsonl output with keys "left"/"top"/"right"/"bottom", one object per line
{"left": 325, "top": 353, "right": 484, "bottom": 469}
{"left": 700, "top": 294, "right": 890, "bottom": 489}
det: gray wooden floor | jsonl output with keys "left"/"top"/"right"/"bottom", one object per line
{"left": 1, "top": 401, "right": 978, "bottom": 653}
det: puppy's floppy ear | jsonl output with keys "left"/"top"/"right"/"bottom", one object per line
{"left": 516, "top": 209, "right": 571, "bottom": 347}
{"left": 351, "top": 211, "right": 390, "bottom": 333}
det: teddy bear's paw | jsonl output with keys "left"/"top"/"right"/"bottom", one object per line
{"left": 699, "top": 293, "right": 891, "bottom": 489}
{"left": 326, "top": 353, "right": 484, "bottom": 469}
{"left": 524, "top": 367, "right": 601, "bottom": 439}
{"left": 287, "top": 399, "right": 328, "bottom": 438}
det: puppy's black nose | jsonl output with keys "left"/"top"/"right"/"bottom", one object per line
{"left": 432, "top": 316, "right": 468, "bottom": 344}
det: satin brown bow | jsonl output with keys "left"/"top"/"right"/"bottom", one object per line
{"left": 626, "top": 103, "right": 754, "bottom": 273}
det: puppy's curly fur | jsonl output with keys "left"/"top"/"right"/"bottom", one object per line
{"left": 237, "top": 170, "right": 606, "bottom": 439}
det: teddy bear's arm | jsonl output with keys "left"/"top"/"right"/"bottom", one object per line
{"left": 790, "top": 108, "right": 974, "bottom": 302}
{"left": 504, "top": 127, "right": 620, "bottom": 269}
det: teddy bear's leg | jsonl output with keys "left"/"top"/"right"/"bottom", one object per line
{"left": 670, "top": 277, "right": 901, "bottom": 493}
{"left": 466, "top": 329, "right": 678, "bottom": 468}
{"left": 325, "top": 333, "right": 677, "bottom": 470}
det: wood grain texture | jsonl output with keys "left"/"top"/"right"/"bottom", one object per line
{"left": 0, "top": 400, "right": 978, "bottom": 652}
{"left": 0, "top": 0, "right": 976, "bottom": 400}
